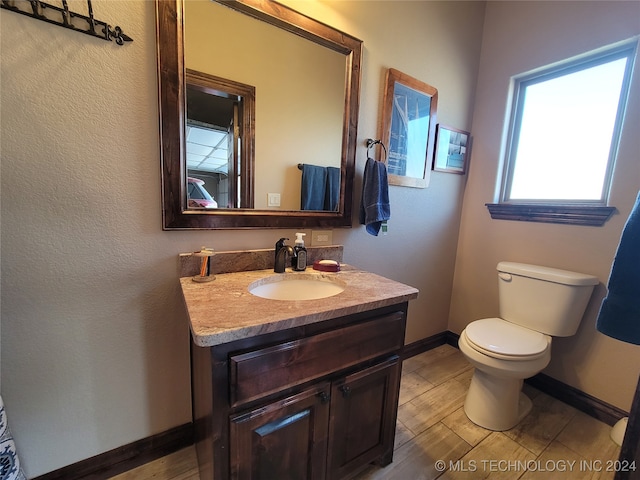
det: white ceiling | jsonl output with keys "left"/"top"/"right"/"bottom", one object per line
{"left": 186, "top": 124, "right": 229, "bottom": 175}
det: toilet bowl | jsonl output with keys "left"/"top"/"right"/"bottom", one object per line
{"left": 459, "top": 318, "right": 551, "bottom": 430}
{"left": 459, "top": 262, "right": 598, "bottom": 431}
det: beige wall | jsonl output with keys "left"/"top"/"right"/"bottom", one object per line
{"left": 283, "top": 0, "right": 485, "bottom": 344}
{"left": 450, "top": 1, "right": 640, "bottom": 412}
{"left": 0, "top": 0, "right": 482, "bottom": 476}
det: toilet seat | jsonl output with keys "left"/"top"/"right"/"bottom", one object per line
{"left": 464, "top": 318, "right": 550, "bottom": 361}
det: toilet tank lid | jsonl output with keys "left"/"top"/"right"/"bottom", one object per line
{"left": 497, "top": 262, "right": 599, "bottom": 286}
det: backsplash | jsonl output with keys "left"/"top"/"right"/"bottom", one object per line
{"left": 179, "top": 246, "right": 344, "bottom": 278}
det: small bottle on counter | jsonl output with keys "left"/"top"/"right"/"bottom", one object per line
{"left": 292, "top": 232, "right": 307, "bottom": 271}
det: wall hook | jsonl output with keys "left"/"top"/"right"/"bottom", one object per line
{"left": 1, "top": 0, "right": 133, "bottom": 45}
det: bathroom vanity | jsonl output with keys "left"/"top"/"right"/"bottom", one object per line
{"left": 180, "top": 266, "right": 418, "bottom": 479}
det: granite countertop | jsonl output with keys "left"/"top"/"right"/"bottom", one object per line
{"left": 180, "top": 265, "right": 419, "bottom": 347}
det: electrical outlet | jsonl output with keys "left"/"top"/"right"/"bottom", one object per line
{"left": 267, "top": 193, "right": 281, "bottom": 207}
{"left": 311, "top": 230, "right": 333, "bottom": 246}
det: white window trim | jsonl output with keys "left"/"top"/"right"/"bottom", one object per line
{"left": 488, "top": 39, "right": 638, "bottom": 225}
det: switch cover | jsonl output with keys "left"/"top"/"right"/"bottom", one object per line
{"left": 267, "top": 193, "right": 281, "bottom": 207}
{"left": 311, "top": 230, "right": 333, "bottom": 246}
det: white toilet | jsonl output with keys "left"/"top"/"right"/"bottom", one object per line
{"left": 459, "top": 262, "right": 599, "bottom": 431}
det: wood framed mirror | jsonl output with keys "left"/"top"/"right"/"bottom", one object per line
{"left": 379, "top": 68, "right": 438, "bottom": 189}
{"left": 155, "top": 0, "right": 363, "bottom": 229}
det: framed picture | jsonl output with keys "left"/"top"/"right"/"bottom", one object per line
{"left": 379, "top": 68, "right": 438, "bottom": 188}
{"left": 433, "top": 125, "right": 471, "bottom": 174}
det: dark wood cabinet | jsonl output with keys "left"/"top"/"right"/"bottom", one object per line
{"left": 327, "top": 357, "right": 400, "bottom": 479}
{"left": 192, "top": 303, "right": 408, "bottom": 480}
{"left": 230, "top": 382, "right": 330, "bottom": 480}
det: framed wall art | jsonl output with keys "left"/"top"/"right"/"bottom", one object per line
{"left": 378, "top": 68, "right": 438, "bottom": 188}
{"left": 433, "top": 125, "right": 471, "bottom": 174}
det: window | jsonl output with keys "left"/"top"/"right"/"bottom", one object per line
{"left": 488, "top": 40, "right": 637, "bottom": 225}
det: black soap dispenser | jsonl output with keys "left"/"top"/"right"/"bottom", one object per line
{"left": 292, "top": 232, "right": 307, "bottom": 271}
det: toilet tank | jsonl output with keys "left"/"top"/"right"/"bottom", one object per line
{"left": 497, "top": 262, "right": 599, "bottom": 336}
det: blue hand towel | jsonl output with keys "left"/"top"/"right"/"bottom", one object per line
{"left": 359, "top": 157, "right": 390, "bottom": 236}
{"left": 596, "top": 191, "right": 640, "bottom": 345}
{"left": 301, "top": 164, "right": 327, "bottom": 210}
{"left": 324, "top": 166, "right": 341, "bottom": 212}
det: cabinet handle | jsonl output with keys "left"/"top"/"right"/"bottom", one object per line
{"left": 340, "top": 385, "right": 351, "bottom": 398}
{"left": 317, "top": 391, "right": 330, "bottom": 404}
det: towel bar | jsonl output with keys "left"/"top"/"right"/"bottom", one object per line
{"left": 366, "top": 139, "right": 387, "bottom": 161}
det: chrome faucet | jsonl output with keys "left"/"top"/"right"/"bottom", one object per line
{"left": 274, "top": 238, "right": 296, "bottom": 273}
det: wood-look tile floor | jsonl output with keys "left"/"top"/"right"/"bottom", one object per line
{"left": 110, "top": 345, "right": 621, "bottom": 480}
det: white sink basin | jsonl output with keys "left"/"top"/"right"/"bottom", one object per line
{"left": 248, "top": 273, "right": 346, "bottom": 301}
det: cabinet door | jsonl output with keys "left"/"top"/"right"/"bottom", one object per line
{"left": 230, "top": 382, "right": 330, "bottom": 480}
{"left": 327, "top": 356, "right": 401, "bottom": 479}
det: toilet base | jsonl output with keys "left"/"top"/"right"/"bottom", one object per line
{"left": 464, "top": 368, "right": 533, "bottom": 431}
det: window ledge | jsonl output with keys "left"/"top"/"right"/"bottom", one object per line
{"left": 486, "top": 203, "right": 616, "bottom": 226}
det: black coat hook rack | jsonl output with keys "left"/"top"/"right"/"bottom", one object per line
{"left": 1, "top": 0, "right": 133, "bottom": 45}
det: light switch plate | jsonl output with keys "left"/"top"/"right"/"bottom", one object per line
{"left": 267, "top": 193, "right": 281, "bottom": 207}
{"left": 311, "top": 230, "right": 333, "bottom": 246}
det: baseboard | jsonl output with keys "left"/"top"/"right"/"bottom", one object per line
{"left": 404, "top": 330, "right": 627, "bottom": 427}
{"left": 445, "top": 330, "right": 460, "bottom": 347}
{"left": 525, "top": 373, "right": 627, "bottom": 426}
{"left": 32, "top": 422, "right": 194, "bottom": 480}
{"left": 402, "top": 331, "right": 448, "bottom": 359}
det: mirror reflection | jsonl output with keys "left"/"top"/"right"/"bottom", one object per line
{"left": 186, "top": 90, "right": 236, "bottom": 209}
{"left": 184, "top": 0, "right": 345, "bottom": 211}
{"left": 156, "top": 0, "right": 362, "bottom": 229}
{"left": 186, "top": 70, "right": 255, "bottom": 209}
